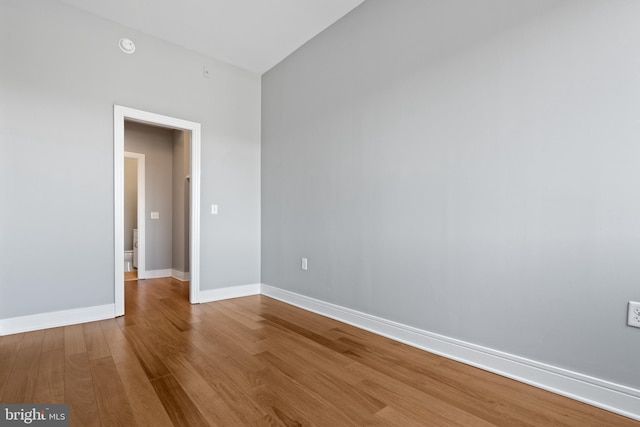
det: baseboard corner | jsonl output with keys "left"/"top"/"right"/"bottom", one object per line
{"left": 171, "top": 269, "right": 191, "bottom": 282}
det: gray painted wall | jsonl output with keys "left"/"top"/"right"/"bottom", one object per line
{"left": 0, "top": 0, "right": 260, "bottom": 318}
{"left": 125, "top": 122, "right": 174, "bottom": 271}
{"left": 262, "top": 0, "right": 640, "bottom": 389}
{"left": 123, "top": 157, "right": 137, "bottom": 251}
{"left": 172, "top": 130, "right": 190, "bottom": 273}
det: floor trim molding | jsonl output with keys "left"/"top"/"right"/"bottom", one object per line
{"left": 260, "top": 284, "right": 640, "bottom": 422}
{"left": 0, "top": 304, "right": 115, "bottom": 336}
{"left": 199, "top": 284, "right": 261, "bottom": 303}
{"left": 171, "top": 269, "right": 191, "bottom": 282}
{"left": 143, "top": 269, "right": 173, "bottom": 279}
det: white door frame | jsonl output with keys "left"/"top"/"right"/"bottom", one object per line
{"left": 114, "top": 105, "right": 201, "bottom": 316}
{"left": 123, "top": 151, "right": 145, "bottom": 279}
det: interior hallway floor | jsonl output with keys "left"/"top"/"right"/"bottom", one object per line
{"left": 124, "top": 271, "right": 138, "bottom": 282}
{"left": 0, "top": 277, "right": 637, "bottom": 426}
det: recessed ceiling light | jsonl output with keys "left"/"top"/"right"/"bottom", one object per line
{"left": 119, "top": 38, "right": 136, "bottom": 54}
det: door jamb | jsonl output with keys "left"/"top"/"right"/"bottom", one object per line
{"left": 114, "top": 105, "right": 201, "bottom": 316}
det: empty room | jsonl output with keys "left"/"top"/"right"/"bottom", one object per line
{"left": 1, "top": 0, "right": 639, "bottom": 425}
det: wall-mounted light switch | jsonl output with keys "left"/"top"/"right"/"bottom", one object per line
{"left": 628, "top": 301, "right": 640, "bottom": 328}
{"left": 301, "top": 258, "right": 308, "bottom": 271}
{"left": 150, "top": 212, "right": 159, "bottom": 219}
{"left": 211, "top": 204, "right": 218, "bottom": 215}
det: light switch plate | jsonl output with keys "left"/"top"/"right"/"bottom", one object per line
{"left": 151, "top": 212, "right": 159, "bottom": 219}
{"left": 628, "top": 301, "right": 640, "bottom": 328}
{"left": 211, "top": 204, "right": 218, "bottom": 215}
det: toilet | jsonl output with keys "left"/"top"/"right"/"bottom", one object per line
{"left": 124, "top": 250, "right": 134, "bottom": 272}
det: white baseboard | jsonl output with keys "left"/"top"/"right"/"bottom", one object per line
{"left": 171, "top": 269, "right": 190, "bottom": 282}
{"left": 143, "top": 269, "right": 172, "bottom": 279}
{"left": 260, "top": 284, "right": 640, "bottom": 422}
{"left": 0, "top": 304, "right": 115, "bottom": 336}
{"left": 199, "top": 284, "right": 261, "bottom": 303}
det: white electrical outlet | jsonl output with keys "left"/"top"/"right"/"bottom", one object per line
{"left": 301, "top": 258, "right": 308, "bottom": 271}
{"left": 628, "top": 301, "right": 640, "bottom": 328}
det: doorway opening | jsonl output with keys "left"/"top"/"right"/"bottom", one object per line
{"left": 114, "top": 105, "right": 201, "bottom": 316}
{"left": 124, "top": 151, "right": 145, "bottom": 281}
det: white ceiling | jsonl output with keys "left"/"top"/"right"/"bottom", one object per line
{"left": 58, "top": 0, "right": 365, "bottom": 74}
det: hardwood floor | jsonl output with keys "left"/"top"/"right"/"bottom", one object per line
{"left": 0, "top": 277, "right": 637, "bottom": 426}
{"left": 125, "top": 271, "right": 138, "bottom": 282}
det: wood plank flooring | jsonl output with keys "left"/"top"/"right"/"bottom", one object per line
{"left": 0, "top": 277, "right": 637, "bottom": 426}
{"left": 125, "top": 271, "right": 138, "bottom": 282}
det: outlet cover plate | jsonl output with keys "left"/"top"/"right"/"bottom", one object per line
{"left": 628, "top": 301, "right": 640, "bottom": 328}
